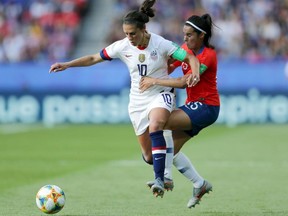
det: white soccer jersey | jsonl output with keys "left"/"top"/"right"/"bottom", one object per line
{"left": 100, "top": 33, "right": 178, "bottom": 135}
{"left": 101, "top": 33, "right": 178, "bottom": 103}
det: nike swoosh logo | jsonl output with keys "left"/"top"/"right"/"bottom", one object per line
{"left": 125, "top": 54, "right": 132, "bottom": 57}
{"left": 155, "top": 157, "right": 163, "bottom": 160}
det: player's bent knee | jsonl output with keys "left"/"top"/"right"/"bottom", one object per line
{"left": 149, "top": 120, "right": 166, "bottom": 132}
{"left": 142, "top": 154, "right": 153, "bottom": 165}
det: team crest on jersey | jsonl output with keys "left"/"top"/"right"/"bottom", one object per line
{"left": 150, "top": 50, "right": 158, "bottom": 61}
{"left": 138, "top": 54, "right": 145, "bottom": 63}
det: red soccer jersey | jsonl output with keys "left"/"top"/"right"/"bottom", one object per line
{"left": 173, "top": 43, "right": 220, "bottom": 106}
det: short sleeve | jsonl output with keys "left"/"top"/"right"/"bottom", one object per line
{"left": 159, "top": 39, "right": 179, "bottom": 57}
{"left": 100, "top": 40, "right": 125, "bottom": 60}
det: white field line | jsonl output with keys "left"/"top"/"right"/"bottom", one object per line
{"left": 0, "top": 124, "right": 56, "bottom": 135}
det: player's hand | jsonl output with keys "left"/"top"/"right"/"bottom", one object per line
{"left": 49, "top": 63, "right": 69, "bottom": 73}
{"left": 139, "top": 76, "right": 155, "bottom": 93}
{"left": 186, "top": 72, "right": 200, "bottom": 87}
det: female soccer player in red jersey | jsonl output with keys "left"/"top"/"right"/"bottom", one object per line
{"left": 141, "top": 14, "right": 220, "bottom": 208}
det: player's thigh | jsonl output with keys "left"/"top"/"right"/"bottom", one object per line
{"left": 172, "top": 130, "right": 191, "bottom": 154}
{"left": 165, "top": 109, "right": 192, "bottom": 131}
{"left": 147, "top": 91, "right": 175, "bottom": 132}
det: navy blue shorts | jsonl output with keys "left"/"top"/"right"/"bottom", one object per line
{"left": 179, "top": 102, "right": 220, "bottom": 137}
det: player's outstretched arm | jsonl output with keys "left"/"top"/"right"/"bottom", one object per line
{"left": 49, "top": 53, "right": 104, "bottom": 73}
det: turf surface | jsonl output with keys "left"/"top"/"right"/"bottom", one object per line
{"left": 0, "top": 124, "right": 287, "bottom": 216}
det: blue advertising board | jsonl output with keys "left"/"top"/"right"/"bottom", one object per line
{"left": 0, "top": 60, "right": 288, "bottom": 125}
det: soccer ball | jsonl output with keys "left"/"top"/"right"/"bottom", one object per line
{"left": 36, "top": 185, "right": 66, "bottom": 214}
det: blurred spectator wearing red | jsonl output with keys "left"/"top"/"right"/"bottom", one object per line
{"left": 0, "top": 0, "right": 89, "bottom": 63}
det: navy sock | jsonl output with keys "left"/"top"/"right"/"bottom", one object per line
{"left": 150, "top": 130, "right": 166, "bottom": 181}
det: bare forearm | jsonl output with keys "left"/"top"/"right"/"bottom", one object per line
{"left": 66, "top": 54, "right": 102, "bottom": 67}
{"left": 153, "top": 77, "right": 187, "bottom": 89}
{"left": 184, "top": 54, "right": 200, "bottom": 87}
{"left": 186, "top": 55, "right": 200, "bottom": 76}
{"left": 50, "top": 53, "right": 103, "bottom": 73}
{"left": 140, "top": 75, "right": 188, "bottom": 92}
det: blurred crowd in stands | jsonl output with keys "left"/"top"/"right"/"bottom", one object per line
{"left": 108, "top": 0, "right": 288, "bottom": 61}
{"left": 0, "top": 0, "right": 287, "bottom": 63}
{"left": 0, "top": 0, "right": 89, "bottom": 63}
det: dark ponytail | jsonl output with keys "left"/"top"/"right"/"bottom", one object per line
{"left": 140, "top": 0, "right": 156, "bottom": 18}
{"left": 123, "top": 0, "right": 156, "bottom": 29}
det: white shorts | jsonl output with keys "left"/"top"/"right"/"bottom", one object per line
{"left": 129, "top": 91, "right": 176, "bottom": 136}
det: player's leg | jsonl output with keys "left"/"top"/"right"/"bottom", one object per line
{"left": 146, "top": 128, "right": 174, "bottom": 192}
{"left": 167, "top": 103, "right": 219, "bottom": 208}
{"left": 137, "top": 129, "right": 153, "bottom": 164}
{"left": 136, "top": 126, "right": 173, "bottom": 168}
{"left": 148, "top": 106, "right": 172, "bottom": 197}
{"left": 163, "top": 129, "right": 174, "bottom": 190}
{"left": 146, "top": 108, "right": 192, "bottom": 191}
{"left": 163, "top": 108, "right": 192, "bottom": 181}
{"left": 172, "top": 131, "right": 213, "bottom": 208}
{"left": 172, "top": 130, "right": 204, "bottom": 186}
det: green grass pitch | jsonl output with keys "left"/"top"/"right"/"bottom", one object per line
{"left": 0, "top": 124, "right": 287, "bottom": 216}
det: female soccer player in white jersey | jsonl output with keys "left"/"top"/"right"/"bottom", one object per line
{"left": 49, "top": 0, "right": 200, "bottom": 198}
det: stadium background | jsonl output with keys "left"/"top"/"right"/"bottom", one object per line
{"left": 0, "top": 0, "right": 288, "bottom": 126}
{"left": 1, "top": 1, "right": 288, "bottom": 215}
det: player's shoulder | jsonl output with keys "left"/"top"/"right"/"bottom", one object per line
{"left": 150, "top": 32, "right": 164, "bottom": 40}
{"left": 198, "top": 47, "right": 217, "bottom": 61}
{"left": 150, "top": 32, "right": 180, "bottom": 53}
{"left": 150, "top": 32, "right": 173, "bottom": 45}
{"left": 198, "top": 47, "right": 217, "bottom": 65}
{"left": 110, "top": 37, "right": 130, "bottom": 48}
{"left": 203, "top": 47, "right": 217, "bottom": 56}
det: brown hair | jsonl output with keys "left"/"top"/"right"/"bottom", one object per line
{"left": 123, "top": 0, "right": 156, "bottom": 29}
